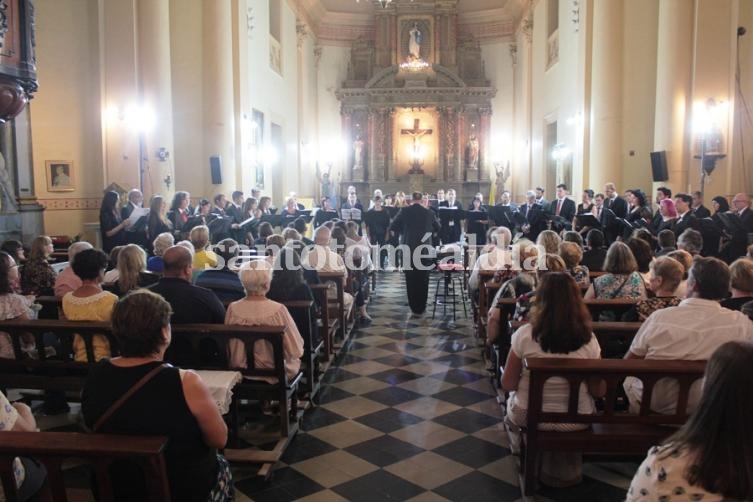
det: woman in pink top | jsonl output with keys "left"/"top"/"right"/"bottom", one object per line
{"left": 225, "top": 259, "right": 304, "bottom": 381}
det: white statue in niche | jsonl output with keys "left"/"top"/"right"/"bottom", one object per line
{"left": 408, "top": 22, "right": 422, "bottom": 60}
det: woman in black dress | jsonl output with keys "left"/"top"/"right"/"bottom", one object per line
{"left": 466, "top": 196, "right": 488, "bottom": 246}
{"left": 100, "top": 191, "right": 129, "bottom": 253}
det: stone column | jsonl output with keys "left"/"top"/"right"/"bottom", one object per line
{"left": 138, "top": 0, "right": 175, "bottom": 200}
{"left": 479, "top": 106, "right": 492, "bottom": 181}
{"left": 386, "top": 108, "right": 395, "bottom": 180}
{"left": 653, "top": 0, "right": 694, "bottom": 193}
{"left": 202, "top": 0, "right": 236, "bottom": 195}
{"left": 455, "top": 110, "right": 465, "bottom": 181}
{"left": 588, "top": 0, "right": 623, "bottom": 191}
{"left": 341, "top": 109, "right": 353, "bottom": 181}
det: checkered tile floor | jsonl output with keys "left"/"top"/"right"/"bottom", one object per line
{"left": 36, "top": 271, "right": 636, "bottom": 501}
{"left": 233, "top": 271, "right": 635, "bottom": 501}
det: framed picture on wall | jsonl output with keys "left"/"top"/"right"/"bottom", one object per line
{"left": 46, "top": 161, "right": 75, "bottom": 192}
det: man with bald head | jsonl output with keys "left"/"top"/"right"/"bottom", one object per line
{"left": 722, "top": 193, "right": 753, "bottom": 263}
{"left": 147, "top": 245, "right": 225, "bottom": 324}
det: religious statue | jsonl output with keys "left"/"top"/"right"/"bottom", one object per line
{"left": 495, "top": 161, "right": 511, "bottom": 196}
{"left": 353, "top": 135, "right": 365, "bottom": 169}
{"left": 315, "top": 163, "right": 332, "bottom": 200}
{"left": 466, "top": 135, "right": 480, "bottom": 170}
{"left": 408, "top": 22, "right": 422, "bottom": 60}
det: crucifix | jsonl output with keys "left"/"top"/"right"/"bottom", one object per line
{"left": 400, "top": 118, "right": 433, "bottom": 174}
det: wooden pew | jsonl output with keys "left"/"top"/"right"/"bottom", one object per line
{"left": 517, "top": 357, "right": 706, "bottom": 497}
{"left": 0, "top": 431, "right": 170, "bottom": 502}
{"left": 510, "top": 320, "right": 643, "bottom": 359}
{"left": 0, "top": 320, "right": 301, "bottom": 457}
{"left": 317, "top": 271, "right": 355, "bottom": 352}
{"left": 495, "top": 297, "right": 639, "bottom": 321}
{"left": 283, "top": 299, "right": 324, "bottom": 399}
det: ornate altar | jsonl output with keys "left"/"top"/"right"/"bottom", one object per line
{"left": 0, "top": 0, "right": 40, "bottom": 244}
{"left": 335, "top": 0, "right": 496, "bottom": 202}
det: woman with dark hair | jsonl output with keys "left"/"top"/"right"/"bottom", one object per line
{"left": 1, "top": 239, "right": 25, "bottom": 265}
{"left": 168, "top": 191, "right": 192, "bottom": 239}
{"left": 627, "top": 341, "right": 753, "bottom": 501}
{"left": 20, "top": 235, "right": 55, "bottom": 296}
{"left": 146, "top": 195, "right": 172, "bottom": 252}
{"left": 82, "top": 290, "right": 232, "bottom": 502}
{"left": 626, "top": 189, "right": 649, "bottom": 224}
{"left": 100, "top": 191, "right": 130, "bottom": 253}
{"left": 268, "top": 247, "right": 314, "bottom": 303}
{"left": 63, "top": 248, "right": 117, "bottom": 362}
{"left": 626, "top": 236, "right": 654, "bottom": 286}
{"left": 711, "top": 195, "right": 730, "bottom": 215}
{"left": 502, "top": 272, "right": 604, "bottom": 487}
{"left": 466, "top": 197, "right": 488, "bottom": 245}
{"left": 577, "top": 189, "right": 595, "bottom": 214}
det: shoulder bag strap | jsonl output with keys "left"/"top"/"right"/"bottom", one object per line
{"left": 92, "top": 363, "right": 170, "bottom": 433}
{"left": 609, "top": 273, "right": 633, "bottom": 299}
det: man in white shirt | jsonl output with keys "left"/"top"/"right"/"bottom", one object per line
{"left": 624, "top": 256, "right": 753, "bottom": 414}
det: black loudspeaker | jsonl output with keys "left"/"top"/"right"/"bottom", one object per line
{"left": 210, "top": 155, "right": 222, "bottom": 185}
{"left": 650, "top": 151, "right": 668, "bottom": 182}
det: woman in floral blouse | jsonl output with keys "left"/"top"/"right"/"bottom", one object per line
{"left": 627, "top": 341, "right": 753, "bottom": 501}
{"left": 20, "top": 236, "right": 56, "bottom": 296}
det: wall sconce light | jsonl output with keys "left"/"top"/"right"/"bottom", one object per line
{"left": 163, "top": 174, "right": 172, "bottom": 190}
{"left": 692, "top": 98, "right": 728, "bottom": 177}
{"left": 551, "top": 143, "right": 571, "bottom": 161}
{"left": 156, "top": 147, "right": 170, "bottom": 161}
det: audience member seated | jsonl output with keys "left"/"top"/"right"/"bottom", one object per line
{"left": 194, "top": 238, "right": 245, "bottom": 304}
{"left": 20, "top": 235, "right": 56, "bottom": 296}
{"left": 720, "top": 258, "right": 753, "bottom": 311}
{"left": 559, "top": 241, "right": 589, "bottom": 287}
{"left": 580, "top": 229, "right": 607, "bottom": 272}
{"left": 53, "top": 241, "right": 94, "bottom": 299}
{"left": 666, "top": 249, "right": 693, "bottom": 298}
{"left": 743, "top": 300, "right": 753, "bottom": 321}
{"left": 626, "top": 237, "right": 654, "bottom": 287}
{"left": 585, "top": 242, "right": 647, "bottom": 320}
{"left": 623, "top": 256, "right": 683, "bottom": 322}
{"left": 501, "top": 273, "right": 604, "bottom": 487}
{"left": 624, "top": 257, "right": 753, "bottom": 414}
{"left": 0, "top": 239, "right": 25, "bottom": 265}
{"left": 63, "top": 249, "right": 117, "bottom": 362}
{"left": 103, "top": 245, "right": 124, "bottom": 285}
{"left": 0, "top": 251, "right": 35, "bottom": 359}
{"left": 627, "top": 341, "right": 753, "bottom": 502}
{"left": 536, "top": 230, "right": 561, "bottom": 255}
{"left": 281, "top": 228, "right": 302, "bottom": 242}
{"left": 677, "top": 228, "right": 703, "bottom": 257}
{"left": 0, "top": 390, "right": 47, "bottom": 501}
{"left": 655, "top": 229, "right": 676, "bottom": 256}
{"left": 268, "top": 246, "right": 315, "bottom": 305}
{"left": 486, "top": 240, "right": 540, "bottom": 343}
{"left": 302, "top": 226, "right": 354, "bottom": 312}
{"left": 82, "top": 290, "right": 232, "bottom": 502}
{"left": 561, "top": 230, "right": 584, "bottom": 248}
{"left": 225, "top": 259, "right": 304, "bottom": 380}
{"left": 748, "top": 243, "right": 753, "bottom": 259}
{"left": 507, "top": 253, "right": 567, "bottom": 327}
{"left": 190, "top": 225, "right": 218, "bottom": 273}
{"left": 265, "top": 234, "right": 286, "bottom": 259}
{"left": 254, "top": 222, "right": 274, "bottom": 248}
{"left": 293, "top": 217, "right": 314, "bottom": 246}
{"left": 147, "top": 246, "right": 225, "bottom": 324}
{"left": 468, "top": 227, "right": 512, "bottom": 294}
{"left": 147, "top": 232, "right": 175, "bottom": 273}
{"left": 105, "top": 244, "right": 159, "bottom": 297}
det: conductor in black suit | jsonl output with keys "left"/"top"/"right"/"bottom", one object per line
{"left": 389, "top": 192, "right": 440, "bottom": 315}
{"left": 603, "top": 182, "right": 628, "bottom": 218}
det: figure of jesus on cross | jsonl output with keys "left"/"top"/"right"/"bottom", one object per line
{"left": 400, "top": 118, "right": 433, "bottom": 174}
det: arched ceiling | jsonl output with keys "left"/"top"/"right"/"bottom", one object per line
{"left": 299, "top": 0, "right": 528, "bottom": 44}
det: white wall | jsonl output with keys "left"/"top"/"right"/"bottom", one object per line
{"left": 316, "top": 44, "right": 351, "bottom": 187}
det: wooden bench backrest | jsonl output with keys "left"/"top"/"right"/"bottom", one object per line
{"left": 0, "top": 431, "right": 170, "bottom": 502}
{"left": 524, "top": 357, "right": 706, "bottom": 425}
{"left": 0, "top": 320, "right": 289, "bottom": 384}
{"left": 510, "top": 320, "right": 642, "bottom": 358}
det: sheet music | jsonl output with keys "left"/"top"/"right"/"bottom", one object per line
{"left": 341, "top": 208, "right": 362, "bottom": 221}
{"left": 127, "top": 207, "right": 149, "bottom": 226}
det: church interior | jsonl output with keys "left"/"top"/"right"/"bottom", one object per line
{"left": 0, "top": 0, "right": 753, "bottom": 501}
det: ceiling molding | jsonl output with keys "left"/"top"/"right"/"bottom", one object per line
{"left": 302, "top": 0, "right": 520, "bottom": 45}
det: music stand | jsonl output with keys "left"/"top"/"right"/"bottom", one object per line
{"left": 575, "top": 213, "right": 601, "bottom": 228}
